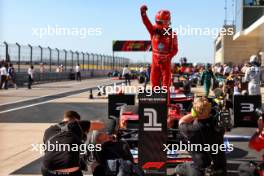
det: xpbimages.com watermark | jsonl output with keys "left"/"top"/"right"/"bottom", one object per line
{"left": 31, "top": 141, "right": 102, "bottom": 154}
{"left": 98, "top": 83, "right": 205, "bottom": 97}
{"left": 32, "top": 25, "right": 102, "bottom": 39}
{"left": 163, "top": 141, "right": 234, "bottom": 155}
{"left": 97, "top": 84, "right": 168, "bottom": 97}
{"left": 163, "top": 25, "right": 234, "bottom": 38}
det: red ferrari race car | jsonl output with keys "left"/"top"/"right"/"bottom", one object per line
{"left": 107, "top": 89, "right": 234, "bottom": 176}
{"left": 106, "top": 84, "right": 195, "bottom": 175}
{"left": 106, "top": 89, "right": 193, "bottom": 172}
{"left": 118, "top": 92, "right": 194, "bottom": 130}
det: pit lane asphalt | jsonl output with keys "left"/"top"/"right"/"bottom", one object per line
{"left": 0, "top": 79, "right": 124, "bottom": 114}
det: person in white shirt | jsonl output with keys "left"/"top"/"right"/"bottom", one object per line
{"left": 40, "top": 63, "right": 45, "bottom": 73}
{"left": 245, "top": 55, "right": 262, "bottom": 95}
{"left": 27, "top": 65, "right": 34, "bottom": 89}
{"left": 216, "top": 65, "right": 223, "bottom": 75}
{"left": 75, "top": 64, "right": 81, "bottom": 81}
{"left": 7, "top": 63, "right": 17, "bottom": 89}
{"left": 122, "top": 65, "right": 131, "bottom": 86}
{"left": 55, "top": 66, "right": 60, "bottom": 73}
{"left": 0, "top": 63, "right": 8, "bottom": 89}
{"left": 223, "top": 64, "right": 232, "bottom": 77}
{"left": 139, "top": 66, "right": 144, "bottom": 73}
{"left": 60, "top": 65, "right": 64, "bottom": 72}
{"left": 241, "top": 63, "right": 249, "bottom": 74}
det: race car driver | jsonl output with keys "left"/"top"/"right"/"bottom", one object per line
{"left": 140, "top": 5, "right": 178, "bottom": 90}
{"left": 245, "top": 55, "right": 262, "bottom": 95}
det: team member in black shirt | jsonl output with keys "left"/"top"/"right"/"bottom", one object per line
{"left": 92, "top": 131, "right": 134, "bottom": 176}
{"left": 42, "top": 111, "right": 104, "bottom": 176}
{"left": 175, "top": 97, "right": 227, "bottom": 176}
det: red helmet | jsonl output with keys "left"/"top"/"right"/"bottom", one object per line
{"left": 155, "top": 10, "right": 171, "bottom": 28}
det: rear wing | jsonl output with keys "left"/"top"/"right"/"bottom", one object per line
{"left": 112, "top": 40, "right": 152, "bottom": 52}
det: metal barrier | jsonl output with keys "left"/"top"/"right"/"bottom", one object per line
{"left": 15, "top": 70, "right": 112, "bottom": 86}
{"left": 0, "top": 42, "right": 129, "bottom": 73}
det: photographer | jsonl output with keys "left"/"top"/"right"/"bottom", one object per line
{"left": 41, "top": 111, "right": 105, "bottom": 176}
{"left": 175, "top": 97, "right": 227, "bottom": 176}
{"left": 92, "top": 132, "right": 133, "bottom": 176}
{"left": 92, "top": 123, "right": 144, "bottom": 176}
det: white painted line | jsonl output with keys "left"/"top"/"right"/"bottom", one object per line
{"left": 0, "top": 99, "right": 55, "bottom": 114}
{"left": 0, "top": 80, "right": 119, "bottom": 114}
{"left": 0, "top": 79, "right": 110, "bottom": 106}
{"left": 224, "top": 135, "right": 251, "bottom": 139}
{"left": 0, "top": 92, "right": 60, "bottom": 106}
{"left": 12, "top": 174, "right": 93, "bottom": 176}
{"left": 0, "top": 81, "right": 86, "bottom": 95}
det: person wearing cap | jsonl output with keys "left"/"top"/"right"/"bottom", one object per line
{"left": 245, "top": 55, "right": 262, "bottom": 95}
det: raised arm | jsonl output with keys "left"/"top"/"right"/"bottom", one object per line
{"left": 140, "top": 5, "right": 154, "bottom": 36}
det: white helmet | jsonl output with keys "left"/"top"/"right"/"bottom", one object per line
{"left": 249, "top": 55, "right": 258, "bottom": 63}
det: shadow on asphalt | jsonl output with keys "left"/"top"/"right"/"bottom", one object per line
{"left": 0, "top": 103, "right": 108, "bottom": 123}
{"left": 227, "top": 147, "right": 248, "bottom": 159}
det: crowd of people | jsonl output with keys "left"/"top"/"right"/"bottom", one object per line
{"left": 173, "top": 57, "right": 258, "bottom": 78}
{"left": 0, "top": 61, "right": 83, "bottom": 90}
{"left": 119, "top": 54, "right": 262, "bottom": 100}
{"left": 171, "top": 54, "right": 262, "bottom": 97}
{"left": 0, "top": 60, "right": 36, "bottom": 90}
{"left": 0, "top": 60, "right": 17, "bottom": 90}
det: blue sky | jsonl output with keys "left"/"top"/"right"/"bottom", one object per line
{"left": 0, "top": 0, "right": 228, "bottom": 63}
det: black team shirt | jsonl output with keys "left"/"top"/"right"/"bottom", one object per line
{"left": 43, "top": 120, "right": 90, "bottom": 170}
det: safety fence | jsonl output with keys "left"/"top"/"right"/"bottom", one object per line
{"left": 0, "top": 42, "right": 129, "bottom": 73}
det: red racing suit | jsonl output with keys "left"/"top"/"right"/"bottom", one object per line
{"left": 249, "top": 131, "right": 264, "bottom": 152}
{"left": 249, "top": 130, "right": 264, "bottom": 176}
{"left": 141, "top": 11, "right": 178, "bottom": 90}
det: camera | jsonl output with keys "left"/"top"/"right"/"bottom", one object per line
{"left": 255, "top": 107, "right": 264, "bottom": 117}
{"left": 204, "top": 164, "right": 225, "bottom": 176}
{"left": 215, "top": 110, "right": 233, "bottom": 131}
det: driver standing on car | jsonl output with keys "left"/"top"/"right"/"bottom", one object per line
{"left": 140, "top": 5, "right": 178, "bottom": 91}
